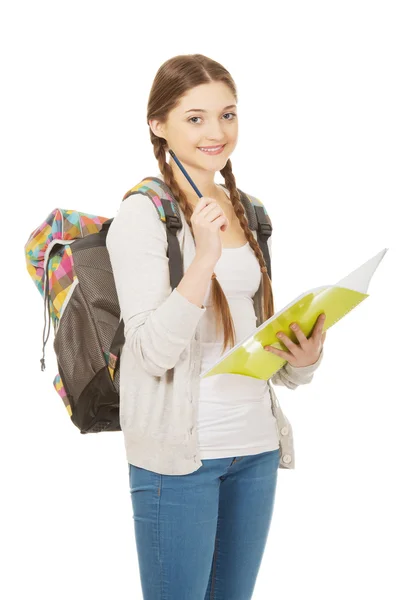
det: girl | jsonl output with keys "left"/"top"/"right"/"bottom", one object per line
{"left": 106, "top": 53, "right": 326, "bottom": 600}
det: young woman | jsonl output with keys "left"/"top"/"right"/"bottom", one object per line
{"left": 106, "top": 53, "right": 326, "bottom": 600}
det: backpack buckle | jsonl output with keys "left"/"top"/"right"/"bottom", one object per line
{"left": 166, "top": 214, "right": 181, "bottom": 232}
{"left": 258, "top": 222, "right": 272, "bottom": 237}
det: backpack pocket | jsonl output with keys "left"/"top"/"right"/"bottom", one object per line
{"left": 53, "top": 282, "right": 110, "bottom": 405}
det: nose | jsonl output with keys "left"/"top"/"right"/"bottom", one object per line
{"left": 204, "top": 119, "right": 228, "bottom": 142}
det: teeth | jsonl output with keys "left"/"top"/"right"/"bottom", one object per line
{"left": 199, "top": 145, "right": 223, "bottom": 152}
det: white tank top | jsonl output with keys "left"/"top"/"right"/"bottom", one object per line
{"left": 197, "top": 189, "right": 280, "bottom": 459}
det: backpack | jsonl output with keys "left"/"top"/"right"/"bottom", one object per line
{"left": 24, "top": 176, "right": 272, "bottom": 434}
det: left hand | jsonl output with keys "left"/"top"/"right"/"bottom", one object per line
{"left": 264, "top": 313, "right": 327, "bottom": 368}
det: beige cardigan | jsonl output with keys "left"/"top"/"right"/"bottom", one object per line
{"left": 106, "top": 183, "right": 324, "bottom": 475}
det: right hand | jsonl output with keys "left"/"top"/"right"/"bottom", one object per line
{"left": 190, "top": 196, "right": 229, "bottom": 264}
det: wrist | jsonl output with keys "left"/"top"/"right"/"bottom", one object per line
{"left": 193, "top": 254, "right": 216, "bottom": 274}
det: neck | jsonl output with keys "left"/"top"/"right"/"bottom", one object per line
{"left": 167, "top": 158, "right": 222, "bottom": 202}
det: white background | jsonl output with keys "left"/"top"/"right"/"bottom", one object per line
{"left": 1, "top": 1, "right": 399, "bottom": 598}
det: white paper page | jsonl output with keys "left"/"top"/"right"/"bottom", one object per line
{"left": 335, "top": 248, "right": 388, "bottom": 293}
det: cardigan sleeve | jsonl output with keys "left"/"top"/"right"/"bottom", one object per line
{"left": 270, "top": 347, "right": 324, "bottom": 389}
{"left": 106, "top": 193, "right": 206, "bottom": 377}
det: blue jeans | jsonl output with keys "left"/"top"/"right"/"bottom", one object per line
{"left": 128, "top": 447, "right": 280, "bottom": 599}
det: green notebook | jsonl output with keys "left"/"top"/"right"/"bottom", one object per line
{"left": 200, "top": 248, "right": 388, "bottom": 381}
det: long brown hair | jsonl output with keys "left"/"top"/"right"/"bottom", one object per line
{"left": 147, "top": 54, "right": 274, "bottom": 354}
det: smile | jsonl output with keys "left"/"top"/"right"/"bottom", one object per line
{"left": 198, "top": 144, "right": 226, "bottom": 155}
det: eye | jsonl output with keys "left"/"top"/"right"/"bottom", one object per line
{"left": 187, "top": 112, "right": 237, "bottom": 124}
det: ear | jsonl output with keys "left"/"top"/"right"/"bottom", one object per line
{"left": 149, "top": 118, "right": 165, "bottom": 140}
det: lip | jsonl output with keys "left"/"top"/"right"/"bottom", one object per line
{"left": 198, "top": 144, "right": 226, "bottom": 155}
{"left": 198, "top": 144, "right": 226, "bottom": 149}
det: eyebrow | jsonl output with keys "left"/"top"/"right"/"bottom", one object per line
{"left": 184, "top": 104, "right": 237, "bottom": 113}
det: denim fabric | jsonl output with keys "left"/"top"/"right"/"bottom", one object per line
{"left": 129, "top": 448, "right": 280, "bottom": 599}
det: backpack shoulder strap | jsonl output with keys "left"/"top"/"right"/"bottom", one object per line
{"left": 121, "top": 176, "right": 184, "bottom": 290}
{"left": 123, "top": 176, "right": 182, "bottom": 223}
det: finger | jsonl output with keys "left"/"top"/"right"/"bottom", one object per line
{"left": 289, "top": 322, "right": 308, "bottom": 347}
{"left": 275, "top": 331, "right": 302, "bottom": 356}
{"left": 264, "top": 345, "right": 292, "bottom": 361}
{"left": 191, "top": 196, "right": 209, "bottom": 215}
{"left": 203, "top": 203, "right": 223, "bottom": 220}
{"left": 311, "top": 313, "right": 326, "bottom": 341}
{"left": 322, "top": 331, "right": 327, "bottom": 343}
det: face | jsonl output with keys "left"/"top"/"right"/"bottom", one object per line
{"left": 150, "top": 81, "right": 239, "bottom": 176}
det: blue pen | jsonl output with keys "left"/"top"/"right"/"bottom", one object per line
{"left": 168, "top": 149, "right": 203, "bottom": 198}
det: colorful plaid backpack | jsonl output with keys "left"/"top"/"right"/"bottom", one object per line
{"left": 24, "top": 176, "right": 272, "bottom": 434}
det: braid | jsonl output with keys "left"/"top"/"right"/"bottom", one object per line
{"left": 220, "top": 160, "right": 275, "bottom": 322}
{"left": 150, "top": 132, "right": 272, "bottom": 353}
{"left": 151, "top": 133, "right": 195, "bottom": 239}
